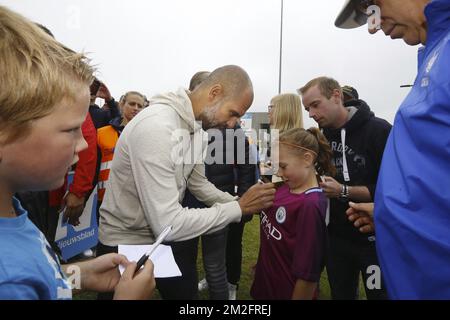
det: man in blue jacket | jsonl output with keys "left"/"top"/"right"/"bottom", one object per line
{"left": 335, "top": 0, "right": 450, "bottom": 299}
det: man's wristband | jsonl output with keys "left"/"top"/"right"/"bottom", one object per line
{"left": 340, "top": 184, "right": 349, "bottom": 199}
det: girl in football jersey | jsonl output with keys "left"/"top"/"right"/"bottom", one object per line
{"left": 251, "top": 128, "right": 335, "bottom": 300}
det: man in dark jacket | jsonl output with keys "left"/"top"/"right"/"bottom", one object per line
{"left": 299, "top": 77, "right": 391, "bottom": 300}
{"left": 183, "top": 125, "right": 256, "bottom": 300}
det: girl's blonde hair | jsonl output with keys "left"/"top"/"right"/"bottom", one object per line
{"left": 0, "top": 5, "right": 95, "bottom": 143}
{"left": 270, "top": 93, "right": 304, "bottom": 133}
{"left": 279, "top": 127, "right": 336, "bottom": 177}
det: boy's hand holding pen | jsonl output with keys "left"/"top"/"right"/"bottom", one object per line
{"left": 134, "top": 225, "right": 173, "bottom": 276}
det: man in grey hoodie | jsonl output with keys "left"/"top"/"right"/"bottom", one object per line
{"left": 97, "top": 65, "right": 275, "bottom": 299}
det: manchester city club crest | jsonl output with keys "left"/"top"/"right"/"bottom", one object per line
{"left": 275, "top": 206, "right": 286, "bottom": 224}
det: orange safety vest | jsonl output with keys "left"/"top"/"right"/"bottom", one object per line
{"left": 97, "top": 125, "right": 120, "bottom": 202}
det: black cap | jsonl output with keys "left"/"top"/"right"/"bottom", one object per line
{"left": 342, "top": 85, "right": 359, "bottom": 101}
{"left": 335, "top": 0, "right": 369, "bottom": 29}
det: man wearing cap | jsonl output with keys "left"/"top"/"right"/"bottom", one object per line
{"left": 335, "top": 0, "right": 450, "bottom": 299}
{"left": 342, "top": 85, "right": 359, "bottom": 104}
{"left": 299, "top": 77, "right": 391, "bottom": 300}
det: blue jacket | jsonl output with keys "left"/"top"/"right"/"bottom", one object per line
{"left": 375, "top": 0, "right": 450, "bottom": 299}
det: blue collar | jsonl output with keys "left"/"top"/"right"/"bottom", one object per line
{"left": 0, "top": 198, "right": 28, "bottom": 230}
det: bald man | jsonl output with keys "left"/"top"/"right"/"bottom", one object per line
{"left": 97, "top": 65, "right": 275, "bottom": 299}
{"left": 189, "top": 71, "right": 211, "bottom": 91}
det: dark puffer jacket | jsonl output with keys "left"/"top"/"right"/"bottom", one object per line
{"left": 182, "top": 126, "right": 257, "bottom": 223}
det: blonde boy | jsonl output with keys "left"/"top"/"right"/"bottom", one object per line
{"left": 0, "top": 6, "right": 154, "bottom": 300}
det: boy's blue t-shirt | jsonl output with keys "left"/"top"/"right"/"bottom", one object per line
{"left": 0, "top": 198, "right": 72, "bottom": 300}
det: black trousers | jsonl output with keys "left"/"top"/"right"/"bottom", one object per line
{"left": 326, "top": 234, "right": 387, "bottom": 300}
{"left": 226, "top": 221, "right": 246, "bottom": 285}
{"left": 96, "top": 237, "right": 199, "bottom": 300}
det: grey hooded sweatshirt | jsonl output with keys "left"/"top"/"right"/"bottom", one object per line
{"left": 98, "top": 88, "right": 242, "bottom": 246}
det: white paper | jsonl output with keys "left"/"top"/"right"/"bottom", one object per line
{"left": 118, "top": 244, "right": 182, "bottom": 278}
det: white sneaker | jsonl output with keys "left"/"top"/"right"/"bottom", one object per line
{"left": 198, "top": 278, "right": 209, "bottom": 291}
{"left": 228, "top": 283, "right": 237, "bottom": 300}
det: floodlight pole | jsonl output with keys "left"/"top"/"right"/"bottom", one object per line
{"left": 278, "top": 0, "right": 284, "bottom": 94}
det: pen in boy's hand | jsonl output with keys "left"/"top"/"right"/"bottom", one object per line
{"left": 134, "top": 225, "right": 172, "bottom": 276}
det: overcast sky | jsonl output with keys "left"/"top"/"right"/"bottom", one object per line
{"left": 2, "top": 0, "right": 419, "bottom": 128}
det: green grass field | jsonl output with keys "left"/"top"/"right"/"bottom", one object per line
{"left": 75, "top": 217, "right": 367, "bottom": 300}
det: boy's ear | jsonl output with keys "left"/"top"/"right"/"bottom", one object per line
{"left": 0, "top": 130, "right": 11, "bottom": 162}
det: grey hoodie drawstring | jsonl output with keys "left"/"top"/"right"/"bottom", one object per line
{"left": 341, "top": 128, "right": 350, "bottom": 182}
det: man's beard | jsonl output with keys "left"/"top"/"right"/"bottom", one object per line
{"left": 198, "top": 102, "right": 225, "bottom": 130}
